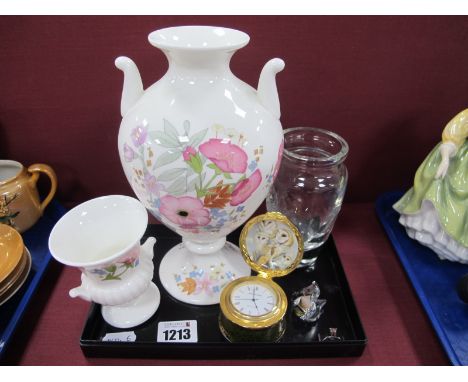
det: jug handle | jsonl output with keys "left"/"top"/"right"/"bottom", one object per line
{"left": 28, "top": 164, "right": 58, "bottom": 213}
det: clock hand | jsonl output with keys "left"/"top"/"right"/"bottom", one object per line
{"left": 252, "top": 298, "right": 259, "bottom": 312}
{"left": 251, "top": 288, "right": 260, "bottom": 312}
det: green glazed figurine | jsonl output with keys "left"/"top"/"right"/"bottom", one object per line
{"left": 394, "top": 108, "right": 468, "bottom": 263}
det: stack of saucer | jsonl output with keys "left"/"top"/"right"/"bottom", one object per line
{"left": 0, "top": 224, "right": 32, "bottom": 306}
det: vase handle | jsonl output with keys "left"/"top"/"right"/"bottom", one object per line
{"left": 69, "top": 285, "right": 91, "bottom": 302}
{"left": 257, "top": 58, "right": 285, "bottom": 119}
{"left": 141, "top": 236, "right": 156, "bottom": 260}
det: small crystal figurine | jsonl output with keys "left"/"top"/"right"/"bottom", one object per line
{"left": 319, "top": 327, "right": 343, "bottom": 342}
{"left": 292, "top": 281, "right": 326, "bottom": 323}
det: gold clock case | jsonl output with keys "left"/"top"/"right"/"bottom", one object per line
{"left": 219, "top": 211, "right": 304, "bottom": 341}
{"left": 219, "top": 275, "right": 287, "bottom": 329}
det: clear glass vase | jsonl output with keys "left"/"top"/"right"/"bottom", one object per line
{"left": 266, "top": 127, "right": 349, "bottom": 259}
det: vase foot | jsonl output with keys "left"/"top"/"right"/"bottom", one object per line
{"left": 101, "top": 282, "right": 160, "bottom": 329}
{"left": 159, "top": 241, "right": 251, "bottom": 305}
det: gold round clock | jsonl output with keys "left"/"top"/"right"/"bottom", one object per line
{"left": 219, "top": 212, "right": 303, "bottom": 342}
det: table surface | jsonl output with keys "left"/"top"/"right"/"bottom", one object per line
{"left": 1, "top": 203, "right": 450, "bottom": 365}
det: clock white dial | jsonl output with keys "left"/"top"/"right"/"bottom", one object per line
{"left": 230, "top": 283, "right": 277, "bottom": 317}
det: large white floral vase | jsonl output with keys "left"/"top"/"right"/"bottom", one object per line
{"left": 115, "top": 26, "right": 285, "bottom": 305}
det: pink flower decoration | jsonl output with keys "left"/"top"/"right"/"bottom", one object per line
{"left": 183, "top": 146, "right": 197, "bottom": 161}
{"left": 160, "top": 195, "right": 211, "bottom": 228}
{"left": 195, "top": 276, "right": 214, "bottom": 295}
{"left": 230, "top": 169, "right": 262, "bottom": 206}
{"left": 123, "top": 143, "right": 136, "bottom": 162}
{"left": 144, "top": 173, "right": 164, "bottom": 196}
{"left": 131, "top": 124, "right": 148, "bottom": 147}
{"left": 120, "top": 247, "right": 139, "bottom": 265}
{"left": 199, "top": 138, "right": 248, "bottom": 173}
{"left": 272, "top": 139, "right": 284, "bottom": 181}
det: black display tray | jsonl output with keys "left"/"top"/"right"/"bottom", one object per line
{"left": 80, "top": 224, "right": 367, "bottom": 359}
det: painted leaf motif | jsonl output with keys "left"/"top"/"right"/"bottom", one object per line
{"left": 149, "top": 131, "right": 180, "bottom": 148}
{"left": 187, "top": 176, "right": 198, "bottom": 193}
{"left": 158, "top": 168, "right": 187, "bottom": 182}
{"left": 187, "top": 153, "right": 203, "bottom": 174}
{"left": 0, "top": 212, "right": 19, "bottom": 224}
{"left": 165, "top": 176, "right": 187, "bottom": 196}
{"left": 178, "top": 278, "right": 196, "bottom": 295}
{"left": 207, "top": 163, "right": 222, "bottom": 175}
{"left": 163, "top": 119, "right": 180, "bottom": 141}
{"left": 105, "top": 264, "right": 117, "bottom": 273}
{"left": 196, "top": 188, "right": 206, "bottom": 198}
{"left": 186, "top": 165, "right": 195, "bottom": 176}
{"left": 103, "top": 274, "right": 121, "bottom": 281}
{"left": 153, "top": 149, "right": 182, "bottom": 168}
{"left": 188, "top": 128, "right": 208, "bottom": 148}
{"left": 0, "top": 211, "right": 19, "bottom": 219}
{"left": 203, "top": 183, "right": 231, "bottom": 208}
{"left": 183, "top": 120, "right": 190, "bottom": 136}
{"left": 195, "top": 173, "right": 207, "bottom": 198}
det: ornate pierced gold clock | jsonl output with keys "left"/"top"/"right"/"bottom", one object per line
{"left": 219, "top": 212, "right": 304, "bottom": 342}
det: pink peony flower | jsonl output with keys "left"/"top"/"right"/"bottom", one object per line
{"left": 131, "top": 124, "right": 148, "bottom": 147}
{"left": 123, "top": 143, "right": 136, "bottom": 162}
{"left": 183, "top": 146, "right": 197, "bottom": 161}
{"left": 160, "top": 195, "right": 211, "bottom": 228}
{"left": 199, "top": 138, "right": 248, "bottom": 173}
{"left": 230, "top": 169, "right": 262, "bottom": 206}
{"left": 144, "top": 173, "right": 164, "bottom": 196}
{"left": 272, "top": 139, "right": 284, "bottom": 181}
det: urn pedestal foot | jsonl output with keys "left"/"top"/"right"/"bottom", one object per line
{"left": 101, "top": 282, "right": 161, "bottom": 329}
{"left": 159, "top": 240, "right": 251, "bottom": 305}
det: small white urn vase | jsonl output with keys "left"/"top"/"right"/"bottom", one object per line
{"left": 48, "top": 195, "right": 160, "bottom": 328}
{"left": 116, "top": 26, "right": 285, "bottom": 305}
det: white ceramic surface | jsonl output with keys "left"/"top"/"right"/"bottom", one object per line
{"left": 48, "top": 195, "right": 147, "bottom": 269}
{"left": 68, "top": 238, "right": 156, "bottom": 305}
{"left": 159, "top": 241, "right": 250, "bottom": 305}
{"left": 399, "top": 200, "right": 468, "bottom": 263}
{"left": 0, "top": 160, "right": 22, "bottom": 182}
{"left": 115, "top": 26, "right": 285, "bottom": 305}
{"left": 48, "top": 195, "right": 160, "bottom": 328}
{"left": 101, "top": 282, "right": 160, "bottom": 329}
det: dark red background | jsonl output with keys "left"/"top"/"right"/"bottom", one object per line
{"left": 1, "top": 16, "right": 466, "bottom": 365}
{"left": 1, "top": 16, "right": 468, "bottom": 206}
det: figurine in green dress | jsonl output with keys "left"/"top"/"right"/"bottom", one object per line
{"left": 394, "top": 108, "right": 468, "bottom": 263}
